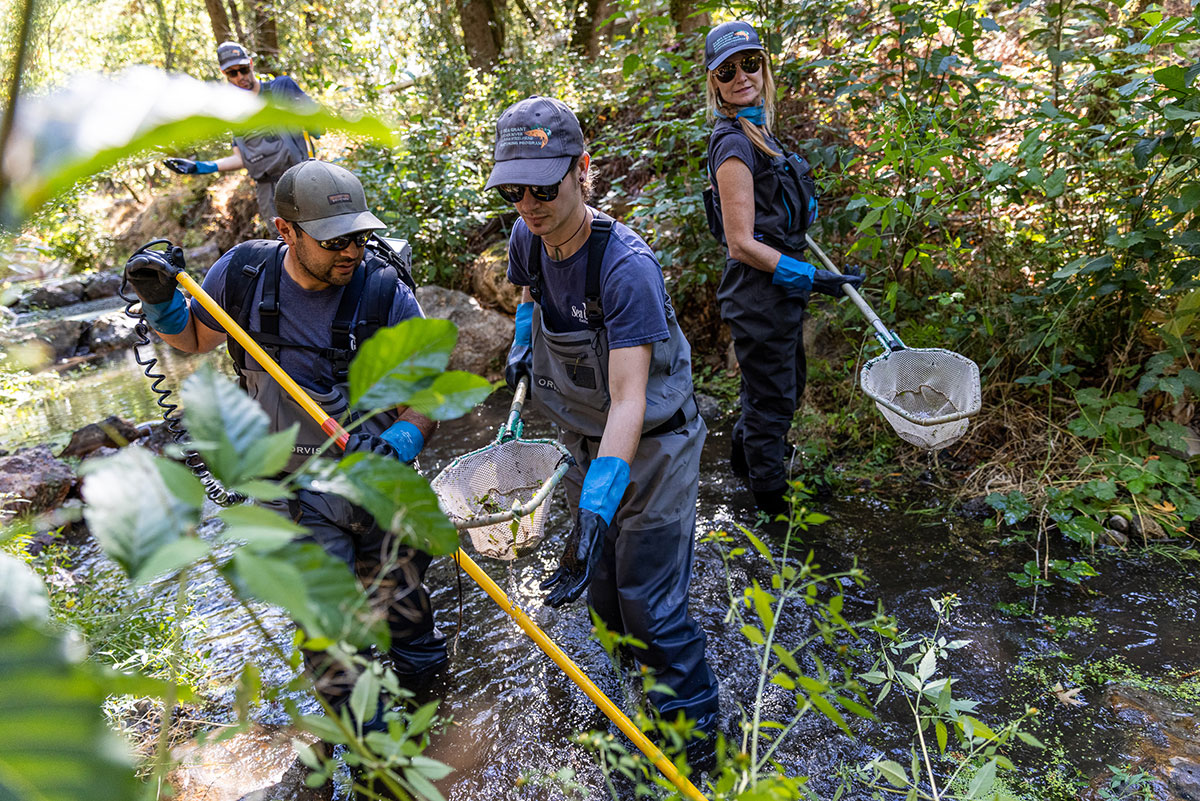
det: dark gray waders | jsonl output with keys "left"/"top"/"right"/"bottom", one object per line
{"left": 527, "top": 216, "right": 720, "bottom": 733}
{"left": 233, "top": 129, "right": 308, "bottom": 236}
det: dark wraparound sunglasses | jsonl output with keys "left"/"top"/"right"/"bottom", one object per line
{"left": 224, "top": 65, "right": 251, "bottom": 78}
{"left": 494, "top": 158, "right": 578, "bottom": 204}
{"left": 713, "top": 53, "right": 763, "bottom": 83}
{"left": 298, "top": 225, "right": 372, "bottom": 251}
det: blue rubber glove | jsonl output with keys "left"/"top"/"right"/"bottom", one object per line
{"left": 379, "top": 420, "right": 425, "bottom": 463}
{"left": 141, "top": 296, "right": 190, "bottom": 335}
{"left": 812, "top": 264, "right": 864, "bottom": 298}
{"left": 542, "top": 456, "right": 630, "bottom": 607}
{"left": 772, "top": 254, "right": 815, "bottom": 299}
{"left": 124, "top": 247, "right": 189, "bottom": 334}
{"left": 505, "top": 302, "right": 534, "bottom": 390}
{"left": 163, "top": 158, "right": 217, "bottom": 175}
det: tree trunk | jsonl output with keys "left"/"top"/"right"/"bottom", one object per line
{"left": 226, "top": 0, "right": 248, "bottom": 49}
{"left": 459, "top": 0, "right": 504, "bottom": 69}
{"left": 570, "top": 0, "right": 615, "bottom": 57}
{"left": 203, "top": 0, "right": 232, "bottom": 44}
{"left": 669, "top": 0, "right": 708, "bottom": 36}
{"left": 248, "top": 0, "right": 280, "bottom": 70}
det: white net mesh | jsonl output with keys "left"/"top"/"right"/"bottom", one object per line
{"left": 430, "top": 439, "right": 569, "bottom": 560}
{"left": 860, "top": 347, "right": 982, "bottom": 450}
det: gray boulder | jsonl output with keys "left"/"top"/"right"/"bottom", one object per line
{"left": 468, "top": 240, "right": 523, "bottom": 314}
{"left": 85, "top": 311, "right": 141, "bottom": 354}
{"left": 416, "top": 285, "right": 513, "bottom": 378}
{"left": 0, "top": 319, "right": 88, "bottom": 362}
{"left": 0, "top": 446, "right": 76, "bottom": 522}
{"left": 60, "top": 416, "right": 143, "bottom": 459}
{"left": 13, "top": 278, "right": 85, "bottom": 312}
{"left": 83, "top": 271, "right": 123, "bottom": 300}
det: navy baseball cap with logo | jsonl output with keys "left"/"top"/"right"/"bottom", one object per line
{"left": 217, "top": 41, "right": 252, "bottom": 71}
{"left": 274, "top": 161, "right": 385, "bottom": 240}
{"left": 485, "top": 96, "right": 586, "bottom": 189}
{"left": 705, "top": 21, "right": 764, "bottom": 70}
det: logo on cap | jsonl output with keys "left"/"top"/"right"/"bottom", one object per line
{"left": 327, "top": 193, "right": 352, "bottom": 204}
{"left": 499, "top": 126, "right": 553, "bottom": 149}
{"left": 525, "top": 128, "right": 550, "bottom": 147}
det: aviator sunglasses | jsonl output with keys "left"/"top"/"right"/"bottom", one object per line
{"left": 494, "top": 158, "right": 578, "bottom": 204}
{"left": 298, "top": 225, "right": 372, "bottom": 251}
{"left": 223, "top": 65, "right": 251, "bottom": 78}
{"left": 713, "top": 53, "right": 763, "bottom": 83}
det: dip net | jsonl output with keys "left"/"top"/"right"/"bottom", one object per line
{"left": 859, "top": 347, "right": 982, "bottom": 450}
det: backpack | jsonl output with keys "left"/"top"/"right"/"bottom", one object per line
{"left": 222, "top": 235, "right": 417, "bottom": 385}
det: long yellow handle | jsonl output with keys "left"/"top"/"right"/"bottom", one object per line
{"left": 176, "top": 272, "right": 710, "bottom": 801}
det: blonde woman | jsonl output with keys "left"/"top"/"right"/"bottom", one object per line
{"left": 703, "top": 21, "right": 862, "bottom": 515}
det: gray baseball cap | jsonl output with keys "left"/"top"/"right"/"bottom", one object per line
{"left": 705, "top": 22, "right": 764, "bottom": 70}
{"left": 217, "top": 41, "right": 252, "bottom": 71}
{"left": 274, "top": 161, "right": 385, "bottom": 241}
{"left": 484, "top": 97, "right": 585, "bottom": 189}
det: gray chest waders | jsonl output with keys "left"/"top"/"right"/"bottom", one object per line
{"left": 234, "top": 129, "right": 308, "bottom": 182}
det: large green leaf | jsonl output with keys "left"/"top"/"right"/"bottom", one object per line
{"left": 3, "top": 66, "right": 395, "bottom": 226}
{"left": 226, "top": 542, "right": 386, "bottom": 650}
{"left": 80, "top": 447, "right": 202, "bottom": 579}
{"left": 0, "top": 554, "right": 49, "bottom": 627}
{"left": 402, "top": 372, "right": 495, "bottom": 420}
{"left": 313, "top": 454, "right": 459, "bottom": 555}
{"left": 181, "top": 365, "right": 298, "bottom": 486}
{"left": 217, "top": 504, "right": 306, "bottom": 553}
{"left": 348, "top": 318, "right": 459, "bottom": 412}
{"left": 0, "top": 625, "right": 138, "bottom": 801}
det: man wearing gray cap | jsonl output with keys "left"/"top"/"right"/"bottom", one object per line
{"left": 488, "top": 96, "right": 721, "bottom": 770}
{"left": 163, "top": 41, "right": 319, "bottom": 236}
{"left": 123, "top": 159, "right": 446, "bottom": 717}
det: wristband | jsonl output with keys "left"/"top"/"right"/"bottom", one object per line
{"left": 580, "top": 456, "right": 631, "bottom": 526}
{"left": 142, "top": 292, "right": 189, "bottom": 335}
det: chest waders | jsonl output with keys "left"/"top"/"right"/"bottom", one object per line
{"left": 222, "top": 239, "right": 416, "bottom": 474}
{"left": 234, "top": 129, "right": 309, "bottom": 234}
{"left": 706, "top": 120, "right": 815, "bottom": 501}
{"left": 526, "top": 213, "right": 721, "bottom": 735}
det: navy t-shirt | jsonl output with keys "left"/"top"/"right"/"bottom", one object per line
{"left": 708, "top": 122, "right": 784, "bottom": 186}
{"left": 506, "top": 212, "right": 670, "bottom": 349}
{"left": 190, "top": 243, "right": 423, "bottom": 391}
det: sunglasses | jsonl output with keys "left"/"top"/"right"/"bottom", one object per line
{"left": 494, "top": 158, "right": 578, "bottom": 204}
{"left": 223, "top": 65, "right": 251, "bottom": 78}
{"left": 299, "top": 225, "right": 372, "bottom": 251}
{"left": 713, "top": 53, "right": 763, "bottom": 83}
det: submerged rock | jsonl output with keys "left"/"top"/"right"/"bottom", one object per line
{"left": 0, "top": 445, "right": 76, "bottom": 521}
{"left": 167, "top": 723, "right": 328, "bottom": 801}
{"left": 59, "top": 415, "right": 143, "bottom": 459}
{"left": 84, "top": 311, "right": 142, "bottom": 355}
{"left": 1101, "top": 684, "right": 1200, "bottom": 801}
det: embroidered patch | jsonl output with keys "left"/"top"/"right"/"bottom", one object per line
{"left": 327, "top": 192, "right": 352, "bottom": 204}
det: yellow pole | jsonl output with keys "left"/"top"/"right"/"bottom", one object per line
{"left": 176, "top": 273, "right": 710, "bottom": 801}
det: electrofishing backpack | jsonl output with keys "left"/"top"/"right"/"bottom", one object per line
{"left": 222, "top": 235, "right": 417, "bottom": 385}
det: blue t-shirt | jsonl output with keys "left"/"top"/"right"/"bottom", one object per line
{"left": 506, "top": 212, "right": 670, "bottom": 349}
{"left": 191, "top": 243, "right": 423, "bottom": 391}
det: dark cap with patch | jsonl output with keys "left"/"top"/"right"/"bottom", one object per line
{"left": 484, "top": 96, "right": 585, "bottom": 189}
{"left": 705, "top": 21, "right": 764, "bottom": 70}
{"left": 274, "top": 160, "right": 384, "bottom": 240}
{"left": 216, "top": 41, "right": 253, "bottom": 71}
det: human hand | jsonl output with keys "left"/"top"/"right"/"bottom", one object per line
{"left": 812, "top": 264, "right": 863, "bottom": 298}
{"left": 163, "top": 158, "right": 217, "bottom": 175}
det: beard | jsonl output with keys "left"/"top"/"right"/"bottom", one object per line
{"left": 294, "top": 239, "right": 362, "bottom": 287}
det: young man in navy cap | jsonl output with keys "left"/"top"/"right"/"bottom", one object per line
{"left": 489, "top": 96, "right": 721, "bottom": 770}
{"left": 163, "top": 41, "right": 319, "bottom": 236}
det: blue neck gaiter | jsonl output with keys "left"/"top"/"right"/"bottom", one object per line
{"left": 735, "top": 104, "right": 766, "bottom": 126}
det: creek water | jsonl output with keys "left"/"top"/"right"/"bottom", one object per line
{"left": 14, "top": 351, "right": 1199, "bottom": 799}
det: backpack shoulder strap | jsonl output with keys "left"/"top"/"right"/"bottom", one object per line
{"left": 526, "top": 232, "right": 544, "bottom": 306}
{"left": 584, "top": 211, "right": 614, "bottom": 330}
{"left": 223, "top": 239, "right": 286, "bottom": 371}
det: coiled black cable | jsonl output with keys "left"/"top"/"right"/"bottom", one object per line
{"left": 120, "top": 239, "right": 244, "bottom": 507}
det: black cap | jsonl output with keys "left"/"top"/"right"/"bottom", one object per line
{"left": 705, "top": 22, "right": 764, "bottom": 70}
{"left": 484, "top": 96, "right": 586, "bottom": 189}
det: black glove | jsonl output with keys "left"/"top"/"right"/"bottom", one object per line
{"left": 505, "top": 342, "right": 532, "bottom": 391}
{"left": 123, "top": 246, "right": 184, "bottom": 305}
{"left": 163, "top": 157, "right": 199, "bottom": 175}
{"left": 540, "top": 509, "right": 608, "bottom": 607}
{"left": 812, "top": 265, "right": 864, "bottom": 299}
{"left": 342, "top": 432, "right": 398, "bottom": 459}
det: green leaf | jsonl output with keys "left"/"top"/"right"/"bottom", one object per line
{"left": 349, "top": 318, "right": 458, "bottom": 410}
{"left": 349, "top": 669, "right": 382, "bottom": 730}
{"left": 410, "top": 754, "right": 454, "bottom": 781}
{"left": 875, "top": 759, "right": 910, "bottom": 788}
{"left": 314, "top": 454, "right": 459, "bottom": 555}
{"left": 622, "top": 53, "right": 643, "bottom": 79}
{"left": 295, "top": 713, "right": 349, "bottom": 744}
{"left": 0, "top": 624, "right": 138, "bottom": 801}
{"left": 1016, "top": 730, "right": 1045, "bottom": 749}
{"left": 1163, "top": 104, "right": 1200, "bottom": 121}
{"left": 968, "top": 759, "right": 997, "bottom": 798}
{"left": 1044, "top": 167, "right": 1066, "bottom": 199}
{"left": 403, "top": 768, "right": 447, "bottom": 801}
{"left": 773, "top": 644, "right": 802, "bottom": 675}
{"left": 402, "top": 371, "right": 495, "bottom": 420}
{"left": 218, "top": 504, "right": 306, "bottom": 552}
{"left": 741, "top": 624, "right": 766, "bottom": 645}
{"left": 810, "top": 692, "right": 851, "bottom": 734}
{"left": 132, "top": 537, "right": 210, "bottom": 584}
{"left": 81, "top": 447, "right": 201, "bottom": 577}
{"left": 751, "top": 582, "right": 776, "bottom": 631}
{"left": 936, "top": 719, "right": 948, "bottom": 753}
{"left": 917, "top": 646, "right": 938, "bottom": 682}
{"left": 0, "top": 554, "right": 49, "bottom": 626}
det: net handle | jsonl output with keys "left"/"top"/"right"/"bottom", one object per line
{"left": 498, "top": 375, "right": 530, "bottom": 443}
{"left": 452, "top": 456, "right": 573, "bottom": 531}
{"left": 806, "top": 235, "right": 905, "bottom": 352}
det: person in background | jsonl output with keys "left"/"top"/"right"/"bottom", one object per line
{"left": 702, "top": 21, "right": 863, "bottom": 516}
{"left": 490, "top": 96, "right": 721, "bottom": 770}
{"left": 163, "top": 41, "right": 318, "bottom": 236}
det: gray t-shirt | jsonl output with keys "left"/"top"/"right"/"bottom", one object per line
{"left": 191, "top": 242, "right": 423, "bottom": 391}
{"left": 506, "top": 212, "right": 671, "bottom": 349}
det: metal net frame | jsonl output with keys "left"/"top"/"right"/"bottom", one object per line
{"left": 860, "top": 347, "right": 981, "bottom": 450}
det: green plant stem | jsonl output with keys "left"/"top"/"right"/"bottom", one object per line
{"left": 146, "top": 567, "right": 188, "bottom": 798}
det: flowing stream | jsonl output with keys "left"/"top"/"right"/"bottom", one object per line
{"left": 9, "top": 350, "right": 1198, "bottom": 800}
